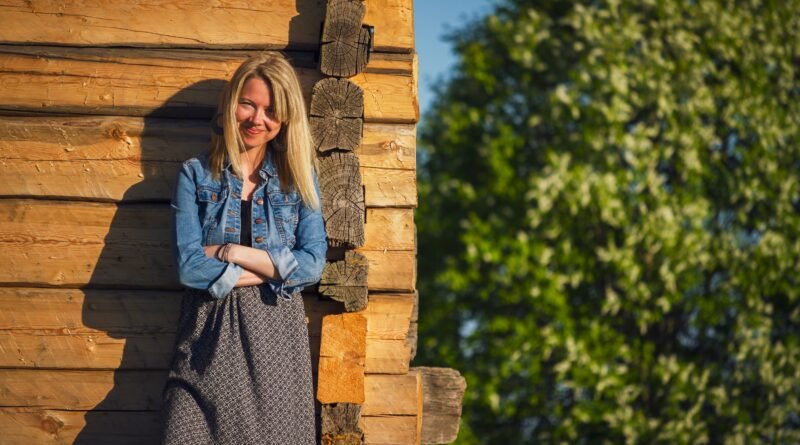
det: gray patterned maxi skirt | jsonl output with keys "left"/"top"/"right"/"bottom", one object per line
{"left": 160, "top": 285, "right": 316, "bottom": 445}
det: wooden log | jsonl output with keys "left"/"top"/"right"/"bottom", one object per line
{"left": 0, "top": 46, "right": 417, "bottom": 123}
{"left": 321, "top": 403, "right": 364, "bottom": 445}
{"left": 0, "top": 0, "right": 414, "bottom": 53}
{"left": 0, "top": 289, "right": 414, "bottom": 370}
{"left": 0, "top": 408, "right": 160, "bottom": 445}
{"left": 361, "top": 416, "right": 419, "bottom": 445}
{"left": 408, "top": 291, "right": 419, "bottom": 360}
{"left": 362, "top": 373, "right": 420, "bottom": 416}
{"left": 319, "top": 152, "right": 366, "bottom": 248}
{"left": 320, "top": 0, "right": 371, "bottom": 77}
{"left": 317, "top": 313, "right": 367, "bottom": 404}
{"left": 310, "top": 78, "right": 364, "bottom": 152}
{"left": 0, "top": 369, "right": 166, "bottom": 410}
{"left": 320, "top": 251, "right": 369, "bottom": 312}
{"left": 366, "top": 338, "right": 411, "bottom": 374}
{"left": 410, "top": 367, "right": 467, "bottom": 445}
{"left": 0, "top": 117, "right": 416, "bottom": 206}
{"left": 0, "top": 200, "right": 415, "bottom": 291}
{"left": 360, "top": 294, "right": 414, "bottom": 340}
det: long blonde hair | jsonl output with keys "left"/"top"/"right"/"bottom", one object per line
{"left": 210, "top": 53, "right": 319, "bottom": 209}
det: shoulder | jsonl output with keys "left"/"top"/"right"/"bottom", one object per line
{"left": 179, "top": 152, "right": 214, "bottom": 182}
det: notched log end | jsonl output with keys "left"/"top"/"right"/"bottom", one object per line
{"left": 320, "top": 0, "right": 371, "bottom": 78}
{"left": 321, "top": 402, "right": 364, "bottom": 445}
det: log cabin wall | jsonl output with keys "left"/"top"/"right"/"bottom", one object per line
{"left": 0, "top": 2, "right": 464, "bottom": 444}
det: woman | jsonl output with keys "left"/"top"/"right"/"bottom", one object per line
{"left": 161, "top": 53, "right": 327, "bottom": 445}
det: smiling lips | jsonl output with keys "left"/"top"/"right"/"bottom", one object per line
{"left": 243, "top": 126, "right": 264, "bottom": 135}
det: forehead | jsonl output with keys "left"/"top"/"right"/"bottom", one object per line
{"left": 239, "top": 76, "right": 272, "bottom": 102}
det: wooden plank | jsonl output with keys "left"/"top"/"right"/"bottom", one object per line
{"left": 0, "top": 408, "right": 160, "bottom": 445}
{"left": 359, "top": 294, "right": 415, "bottom": 340}
{"left": 0, "top": 369, "right": 165, "bottom": 410}
{"left": 361, "top": 416, "right": 419, "bottom": 445}
{"left": 0, "top": 117, "right": 416, "bottom": 206}
{"left": 0, "top": 200, "right": 415, "bottom": 291}
{"left": 0, "top": 0, "right": 414, "bottom": 53}
{"left": 0, "top": 289, "right": 415, "bottom": 369}
{"left": 0, "top": 46, "right": 417, "bottom": 123}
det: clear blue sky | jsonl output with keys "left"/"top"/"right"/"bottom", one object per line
{"left": 414, "top": 1, "right": 497, "bottom": 118}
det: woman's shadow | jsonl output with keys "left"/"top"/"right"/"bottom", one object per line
{"left": 74, "top": 79, "right": 224, "bottom": 444}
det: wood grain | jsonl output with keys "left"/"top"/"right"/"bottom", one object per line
{"left": 0, "top": 0, "right": 414, "bottom": 53}
{"left": 0, "top": 117, "right": 415, "bottom": 206}
{"left": 0, "top": 46, "right": 417, "bottom": 123}
{"left": 0, "top": 200, "right": 415, "bottom": 291}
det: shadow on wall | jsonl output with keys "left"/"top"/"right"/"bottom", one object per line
{"left": 74, "top": 79, "right": 224, "bottom": 445}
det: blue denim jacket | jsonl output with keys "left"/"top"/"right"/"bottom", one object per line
{"left": 171, "top": 150, "right": 327, "bottom": 300}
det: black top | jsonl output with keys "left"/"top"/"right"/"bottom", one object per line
{"left": 241, "top": 200, "right": 252, "bottom": 247}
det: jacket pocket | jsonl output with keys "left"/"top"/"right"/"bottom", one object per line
{"left": 268, "top": 190, "right": 300, "bottom": 247}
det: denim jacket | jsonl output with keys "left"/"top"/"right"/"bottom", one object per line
{"left": 171, "top": 150, "right": 327, "bottom": 300}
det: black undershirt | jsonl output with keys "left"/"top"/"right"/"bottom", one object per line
{"left": 240, "top": 200, "right": 252, "bottom": 247}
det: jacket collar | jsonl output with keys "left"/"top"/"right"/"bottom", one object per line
{"left": 223, "top": 143, "right": 277, "bottom": 178}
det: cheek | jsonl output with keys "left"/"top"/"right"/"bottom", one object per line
{"left": 234, "top": 106, "right": 250, "bottom": 123}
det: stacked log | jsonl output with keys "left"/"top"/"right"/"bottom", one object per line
{"left": 0, "top": 1, "right": 465, "bottom": 444}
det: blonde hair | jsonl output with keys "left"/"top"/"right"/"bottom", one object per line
{"left": 210, "top": 53, "right": 319, "bottom": 209}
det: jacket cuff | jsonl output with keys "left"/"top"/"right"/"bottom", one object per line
{"left": 266, "top": 246, "right": 300, "bottom": 300}
{"left": 208, "top": 262, "right": 243, "bottom": 299}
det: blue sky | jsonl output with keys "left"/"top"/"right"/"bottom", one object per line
{"left": 414, "top": 1, "right": 497, "bottom": 118}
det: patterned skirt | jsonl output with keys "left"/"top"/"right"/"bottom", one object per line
{"left": 160, "top": 285, "right": 316, "bottom": 445}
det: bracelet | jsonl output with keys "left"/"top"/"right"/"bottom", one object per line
{"left": 216, "top": 243, "right": 232, "bottom": 263}
{"left": 223, "top": 243, "right": 233, "bottom": 263}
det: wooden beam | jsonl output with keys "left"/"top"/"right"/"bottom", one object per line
{"left": 0, "top": 408, "right": 160, "bottom": 445}
{"left": 319, "top": 152, "right": 366, "bottom": 248}
{"left": 361, "top": 416, "right": 419, "bottom": 445}
{"left": 320, "top": 0, "right": 371, "bottom": 77}
{"left": 0, "top": 46, "right": 417, "bottom": 123}
{"left": 362, "top": 373, "right": 420, "bottom": 416}
{"left": 0, "top": 200, "right": 415, "bottom": 291}
{"left": 365, "top": 338, "right": 412, "bottom": 374}
{"left": 0, "top": 117, "right": 415, "bottom": 206}
{"left": 320, "top": 251, "right": 369, "bottom": 312}
{"left": 0, "top": 289, "right": 415, "bottom": 370}
{"left": 317, "top": 313, "right": 367, "bottom": 404}
{"left": 0, "top": 0, "right": 414, "bottom": 53}
{"left": 410, "top": 367, "right": 467, "bottom": 445}
{"left": 310, "top": 78, "right": 364, "bottom": 152}
{"left": 321, "top": 403, "right": 365, "bottom": 445}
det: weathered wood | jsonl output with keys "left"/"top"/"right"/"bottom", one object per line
{"left": 361, "top": 416, "right": 419, "bottom": 445}
{"left": 0, "top": 200, "right": 415, "bottom": 291}
{"left": 360, "top": 167, "right": 417, "bottom": 207}
{"left": 317, "top": 313, "right": 367, "bottom": 404}
{"left": 321, "top": 403, "right": 364, "bottom": 445}
{"left": 0, "top": 0, "right": 414, "bottom": 53}
{"left": 320, "top": 251, "right": 369, "bottom": 312}
{"left": 0, "top": 46, "right": 417, "bottom": 123}
{"left": 0, "top": 408, "right": 160, "bottom": 445}
{"left": 0, "top": 116, "right": 415, "bottom": 205}
{"left": 320, "top": 0, "right": 371, "bottom": 77}
{"left": 310, "top": 78, "right": 364, "bottom": 152}
{"left": 411, "top": 367, "right": 467, "bottom": 445}
{"left": 408, "top": 291, "right": 419, "bottom": 360}
{"left": 319, "top": 152, "right": 366, "bottom": 248}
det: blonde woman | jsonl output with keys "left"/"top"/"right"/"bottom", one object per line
{"left": 161, "top": 54, "right": 326, "bottom": 444}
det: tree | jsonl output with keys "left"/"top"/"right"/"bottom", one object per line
{"left": 414, "top": 0, "right": 800, "bottom": 443}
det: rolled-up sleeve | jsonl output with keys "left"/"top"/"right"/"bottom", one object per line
{"left": 266, "top": 175, "right": 327, "bottom": 299}
{"left": 172, "top": 162, "right": 243, "bottom": 299}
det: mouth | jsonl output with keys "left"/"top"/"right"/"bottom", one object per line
{"left": 242, "top": 126, "right": 264, "bottom": 136}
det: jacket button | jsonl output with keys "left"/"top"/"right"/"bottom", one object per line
{"left": 256, "top": 198, "right": 264, "bottom": 205}
{"left": 255, "top": 218, "right": 264, "bottom": 224}
{"left": 255, "top": 236, "right": 264, "bottom": 243}
{"left": 225, "top": 227, "right": 236, "bottom": 233}
{"left": 211, "top": 193, "right": 217, "bottom": 201}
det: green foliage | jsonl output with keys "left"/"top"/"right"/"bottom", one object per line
{"left": 414, "top": 0, "right": 800, "bottom": 443}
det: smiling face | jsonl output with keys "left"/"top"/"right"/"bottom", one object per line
{"left": 235, "top": 76, "right": 282, "bottom": 152}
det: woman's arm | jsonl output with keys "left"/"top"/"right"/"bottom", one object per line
{"left": 172, "top": 162, "right": 243, "bottom": 299}
{"left": 203, "top": 244, "right": 276, "bottom": 285}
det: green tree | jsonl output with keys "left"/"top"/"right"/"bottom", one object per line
{"left": 414, "top": 1, "right": 800, "bottom": 443}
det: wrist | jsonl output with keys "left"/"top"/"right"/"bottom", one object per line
{"left": 227, "top": 244, "right": 239, "bottom": 264}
